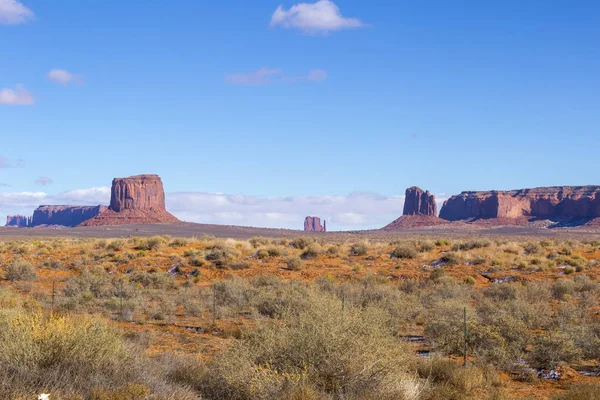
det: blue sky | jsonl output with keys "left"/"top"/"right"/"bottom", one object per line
{"left": 1, "top": 1, "right": 599, "bottom": 229}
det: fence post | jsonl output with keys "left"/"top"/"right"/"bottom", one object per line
{"left": 120, "top": 280, "right": 124, "bottom": 318}
{"left": 341, "top": 290, "right": 345, "bottom": 312}
{"left": 51, "top": 280, "right": 55, "bottom": 314}
{"left": 212, "top": 285, "right": 216, "bottom": 328}
{"left": 463, "top": 307, "right": 467, "bottom": 367}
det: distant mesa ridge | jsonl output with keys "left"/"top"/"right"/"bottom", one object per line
{"left": 81, "top": 174, "right": 180, "bottom": 226}
{"left": 304, "top": 216, "right": 326, "bottom": 232}
{"left": 439, "top": 186, "right": 600, "bottom": 221}
{"left": 6, "top": 206, "right": 106, "bottom": 228}
{"left": 5, "top": 215, "right": 32, "bottom": 228}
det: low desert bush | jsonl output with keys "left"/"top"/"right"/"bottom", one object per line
{"left": 300, "top": 246, "right": 319, "bottom": 260}
{"left": 197, "top": 292, "right": 422, "bottom": 399}
{"left": 553, "top": 384, "right": 600, "bottom": 400}
{"left": 285, "top": 257, "right": 303, "bottom": 271}
{"left": 350, "top": 242, "right": 369, "bottom": 256}
{"left": 5, "top": 260, "right": 36, "bottom": 281}
{"left": 391, "top": 246, "right": 417, "bottom": 259}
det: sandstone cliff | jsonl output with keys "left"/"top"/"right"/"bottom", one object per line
{"left": 440, "top": 186, "right": 600, "bottom": 221}
{"left": 403, "top": 186, "right": 437, "bottom": 216}
{"left": 81, "top": 174, "right": 180, "bottom": 226}
{"left": 5, "top": 215, "right": 31, "bottom": 227}
{"left": 304, "top": 216, "right": 326, "bottom": 232}
{"left": 30, "top": 205, "right": 107, "bottom": 227}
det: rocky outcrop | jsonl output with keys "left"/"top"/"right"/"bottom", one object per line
{"left": 81, "top": 174, "right": 180, "bottom": 226}
{"left": 383, "top": 215, "right": 449, "bottom": 230}
{"left": 5, "top": 215, "right": 31, "bottom": 227}
{"left": 403, "top": 187, "right": 437, "bottom": 216}
{"left": 30, "top": 205, "right": 107, "bottom": 227}
{"left": 440, "top": 186, "right": 600, "bottom": 221}
{"left": 304, "top": 216, "right": 326, "bottom": 232}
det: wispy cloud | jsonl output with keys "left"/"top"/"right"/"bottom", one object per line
{"left": 0, "top": 187, "right": 447, "bottom": 230}
{"left": 225, "top": 68, "right": 282, "bottom": 86}
{"left": 47, "top": 69, "right": 84, "bottom": 85}
{"left": 0, "top": 156, "right": 25, "bottom": 168}
{"left": 0, "top": 0, "right": 34, "bottom": 25}
{"left": 34, "top": 176, "right": 53, "bottom": 186}
{"left": 270, "top": 0, "right": 365, "bottom": 34}
{"left": 0, "top": 84, "right": 34, "bottom": 105}
{"left": 307, "top": 69, "right": 327, "bottom": 82}
{"left": 226, "top": 68, "right": 327, "bottom": 85}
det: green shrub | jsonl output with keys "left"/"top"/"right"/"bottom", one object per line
{"left": 230, "top": 262, "right": 251, "bottom": 270}
{"left": 440, "top": 252, "right": 461, "bottom": 266}
{"left": 285, "top": 257, "right": 303, "bottom": 271}
{"left": 300, "top": 247, "right": 319, "bottom": 260}
{"left": 106, "top": 239, "right": 125, "bottom": 251}
{"left": 256, "top": 249, "right": 269, "bottom": 259}
{"left": 529, "top": 332, "right": 582, "bottom": 369}
{"left": 391, "top": 246, "right": 417, "bottom": 259}
{"left": 523, "top": 243, "right": 541, "bottom": 254}
{"left": 5, "top": 260, "right": 36, "bottom": 282}
{"left": 169, "top": 238, "right": 189, "bottom": 247}
{"left": 0, "top": 312, "right": 135, "bottom": 396}
{"left": 290, "top": 236, "right": 315, "bottom": 250}
{"left": 553, "top": 384, "right": 600, "bottom": 400}
{"left": 350, "top": 242, "right": 369, "bottom": 256}
{"left": 435, "top": 239, "right": 451, "bottom": 246}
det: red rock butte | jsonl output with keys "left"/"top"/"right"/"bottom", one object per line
{"left": 304, "top": 216, "right": 326, "bottom": 232}
{"left": 440, "top": 186, "right": 600, "bottom": 221}
{"left": 403, "top": 186, "right": 437, "bottom": 216}
{"left": 383, "top": 186, "right": 448, "bottom": 230}
{"left": 81, "top": 174, "right": 180, "bottom": 226}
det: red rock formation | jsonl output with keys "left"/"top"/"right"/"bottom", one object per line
{"left": 440, "top": 186, "right": 600, "bottom": 221}
{"left": 30, "top": 205, "right": 107, "bottom": 227}
{"left": 304, "top": 216, "right": 326, "bottom": 232}
{"left": 403, "top": 186, "right": 437, "bottom": 216}
{"left": 382, "top": 215, "right": 450, "bottom": 230}
{"left": 81, "top": 174, "right": 180, "bottom": 226}
{"left": 5, "top": 215, "right": 31, "bottom": 227}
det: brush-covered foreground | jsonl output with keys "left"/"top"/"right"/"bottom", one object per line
{"left": 0, "top": 235, "right": 599, "bottom": 399}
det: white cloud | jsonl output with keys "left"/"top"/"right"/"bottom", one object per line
{"left": 0, "top": 84, "right": 34, "bottom": 105}
{"left": 34, "top": 176, "right": 52, "bottom": 186}
{"left": 1, "top": 186, "right": 448, "bottom": 231}
{"left": 47, "top": 69, "right": 84, "bottom": 85}
{"left": 225, "top": 68, "right": 282, "bottom": 85}
{"left": 226, "top": 68, "right": 327, "bottom": 85}
{"left": 0, "top": 0, "right": 33, "bottom": 25}
{"left": 166, "top": 191, "right": 407, "bottom": 230}
{"left": 307, "top": 69, "right": 327, "bottom": 82}
{"left": 271, "top": 0, "right": 365, "bottom": 34}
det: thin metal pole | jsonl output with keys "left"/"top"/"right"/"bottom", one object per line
{"left": 463, "top": 307, "right": 467, "bottom": 367}
{"left": 120, "top": 280, "right": 124, "bottom": 318}
{"left": 341, "top": 291, "right": 345, "bottom": 312}
{"left": 51, "top": 280, "right": 55, "bottom": 314}
{"left": 212, "top": 285, "right": 216, "bottom": 327}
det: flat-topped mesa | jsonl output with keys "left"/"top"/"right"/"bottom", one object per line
{"left": 30, "top": 205, "right": 107, "bottom": 227}
{"left": 304, "top": 216, "right": 326, "bottom": 232}
{"left": 110, "top": 174, "right": 166, "bottom": 212}
{"left": 81, "top": 174, "right": 180, "bottom": 226}
{"left": 5, "top": 215, "right": 31, "bottom": 227}
{"left": 440, "top": 186, "right": 600, "bottom": 221}
{"left": 403, "top": 186, "right": 437, "bottom": 216}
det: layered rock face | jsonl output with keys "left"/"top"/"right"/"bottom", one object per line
{"left": 304, "top": 216, "right": 326, "bottom": 232}
{"left": 440, "top": 186, "right": 600, "bottom": 221}
{"left": 403, "top": 187, "right": 437, "bottom": 216}
{"left": 5, "top": 215, "right": 31, "bottom": 227}
{"left": 30, "top": 205, "right": 107, "bottom": 227}
{"left": 82, "top": 174, "right": 180, "bottom": 226}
